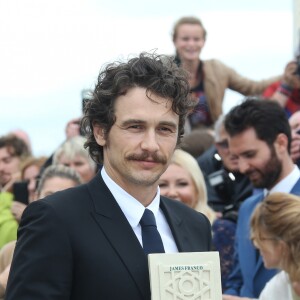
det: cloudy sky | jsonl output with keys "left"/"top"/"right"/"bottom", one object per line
{"left": 0, "top": 0, "right": 294, "bottom": 156}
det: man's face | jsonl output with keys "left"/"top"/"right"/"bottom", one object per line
{"left": 0, "top": 147, "right": 21, "bottom": 187}
{"left": 94, "top": 87, "right": 179, "bottom": 192}
{"left": 215, "top": 126, "right": 239, "bottom": 172}
{"left": 229, "top": 128, "right": 282, "bottom": 189}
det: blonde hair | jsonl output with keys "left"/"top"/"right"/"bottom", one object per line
{"left": 53, "top": 136, "right": 97, "bottom": 172}
{"left": 37, "top": 165, "right": 82, "bottom": 197}
{"left": 171, "top": 149, "right": 215, "bottom": 223}
{"left": 251, "top": 192, "right": 300, "bottom": 281}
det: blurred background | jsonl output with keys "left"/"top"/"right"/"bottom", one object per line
{"left": 0, "top": 0, "right": 294, "bottom": 156}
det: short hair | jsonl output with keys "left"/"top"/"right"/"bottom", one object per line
{"left": 36, "top": 165, "right": 82, "bottom": 197}
{"left": 224, "top": 98, "right": 291, "bottom": 152}
{"left": 251, "top": 192, "right": 300, "bottom": 282}
{"left": 170, "top": 149, "right": 215, "bottom": 223}
{"left": 81, "top": 52, "right": 194, "bottom": 164}
{"left": 53, "top": 136, "right": 97, "bottom": 171}
{"left": 172, "top": 16, "right": 207, "bottom": 42}
{"left": 0, "top": 134, "right": 31, "bottom": 160}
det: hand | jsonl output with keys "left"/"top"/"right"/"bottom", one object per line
{"left": 11, "top": 201, "right": 27, "bottom": 222}
{"left": 65, "top": 118, "right": 81, "bottom": 140}
{"left": 1, "top": 171, "right": 21, "bottom": 193}
{"left": 222, "top": 295, "right": 251, "bottom": 300}
{"left": 0, "top": 264, "right": 11, "bottom": 290}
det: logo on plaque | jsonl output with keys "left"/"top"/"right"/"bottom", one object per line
{"left": 149, "top": 252, "right": 222, "bottom": 300}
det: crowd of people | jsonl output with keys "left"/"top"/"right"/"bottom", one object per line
{"left": 0, "top": 15, "right": 300, "bottom": 300}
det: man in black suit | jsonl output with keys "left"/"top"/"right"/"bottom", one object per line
{"left": 5, "top": 53, "right": 212, "bottom": 300}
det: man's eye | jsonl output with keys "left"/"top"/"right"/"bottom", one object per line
{"left": 3, "top": 158, "right": 12, "bottom": 164}
{"left": 245, "top": 152, "right": 255, "bottom": 158}
{"left": 128, "top": 125, "right": 142, "bottom": 130}
{"left": 159, "top": 127, "right": 173, "bottom": 133}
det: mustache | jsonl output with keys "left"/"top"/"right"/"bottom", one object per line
{"left": 127, "top": 152, "right": 167, "bottom": 164}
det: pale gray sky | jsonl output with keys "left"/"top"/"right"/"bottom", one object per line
{"left": 0, "top": 0, "right": 294, "bottom": 156}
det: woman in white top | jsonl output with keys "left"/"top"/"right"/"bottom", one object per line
{"left": 250, "top": 192, "right": 300, "bottom": 300}
{"left": 223, "top": 192, "right": 300, "bottom": 300}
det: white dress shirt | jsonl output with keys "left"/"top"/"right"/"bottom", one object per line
{"left": 101, "top": 167, "right": 178, "bottom": 253}
{"left": 265, "top": 165, "right": 300, "bottom": 195}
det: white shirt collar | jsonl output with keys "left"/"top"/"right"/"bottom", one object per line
{"left": 265, "top": 165, "right": 300, "bottom": 195}
{"left": 101, "top": 167, "right": 161, "bottom": 228}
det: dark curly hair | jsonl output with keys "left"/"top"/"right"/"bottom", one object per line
{"left": 81, "top": 52, "right": 194, "bottom": 164}
{"left": 0, "top": 134, "right": 31, "bottom": 160}
{"left": 224, "top": 97, "right": 291, "bottom": 152}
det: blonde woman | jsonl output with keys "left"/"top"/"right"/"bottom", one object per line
{"left": 159, "top": 148, "right": 215, "bottom": 223}
{"left": 250, "top": 192, "right": 300, "bottom": 300}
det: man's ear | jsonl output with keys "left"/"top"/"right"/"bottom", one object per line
{"left": 93, "top": 124, "right": 106, "bottom": 146}
{"left": 274, "top": 133, "right": 289, "bottom": 155}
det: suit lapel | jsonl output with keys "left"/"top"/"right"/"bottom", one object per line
{"left": 160, "top": 197, "right": 191, "bottom": 252}
{"left": 291, "top": 177, "right": 300, "bottom": 195}
{"left": 87, "top": 173, "right": 150, "bottom": 300}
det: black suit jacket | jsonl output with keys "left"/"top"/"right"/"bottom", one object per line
{"left": 6, "top": 172, "right": 211, "bottom": 300}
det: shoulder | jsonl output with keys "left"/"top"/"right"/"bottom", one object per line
{"left": 259, "top": 271, "right": 290, "bottom": 300}
{"left": 24, "top": 183, "right": 91, "bottom": 224}
{"left": 239, "top": 192, "right": 264, "bottom": 214}
{"left": 161, "top": 196, "right": 210, "bottom": 225}
{"left": 41, "top": 183, "right": 89, "bottom": 208}
{"left": 203, "top": 59, "right": 238, "bottom": 83}
{"left": 203, "top": 59, "right": 231, "bottom": 71}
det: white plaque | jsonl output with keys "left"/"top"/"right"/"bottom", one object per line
{"left": 148, "top": 252, "right": 222, "bottom": 300}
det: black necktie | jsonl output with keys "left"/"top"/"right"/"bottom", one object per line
{"left": 140, "top": 209, "right": 165, "bottom": 255}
